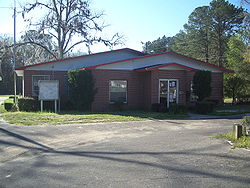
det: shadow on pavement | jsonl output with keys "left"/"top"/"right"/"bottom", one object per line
{"left": 0, "top": 126, "right": 250, "bottom": 185}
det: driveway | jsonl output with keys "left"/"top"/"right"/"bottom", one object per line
{"left": 0, "top": 118, "right": 249, "bottom": 187}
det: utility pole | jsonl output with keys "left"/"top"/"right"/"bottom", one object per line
{"left": 14, "top": 0, "right": 17, "bottom": 106}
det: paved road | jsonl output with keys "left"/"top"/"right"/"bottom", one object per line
{"left": 0, "top": 118, "right": 249, "bottom": 188}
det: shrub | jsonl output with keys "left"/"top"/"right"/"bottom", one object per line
{"left": 242, "top": 116, "right": 250, "bottom": 136}
{"left": 68, "top": 69, "right": 97, "bottom": 111}
{"left": 151, "top": 103, "right": 160, "bottom": 112}
{"left": 60, "top": 95, "right": 73, "bottom": 111}
{"left": 4, "top": 98, "right": 15, "bottom": 111}
{"left": 195, "top": 101, "right": 214, "bottom": 114}
{"left": 169, "top": 104, "right": 187, "bottom": 114}
{"left": 112, "top": 101, "right": 124, "bottom": 111}
{"left": 151, "top": 103, "right": 167, "bottom": 112}
{"left": 193, "top": 70, "right": 212, "bottom": 101}
{"left": 4, "top": 102, "right": 14, "bottom": 111}
{"left": 18, "top": 97, "right": 39, "bottom": 112}
{"left": 9, "top": 96, "right": 18, "bottom": 99}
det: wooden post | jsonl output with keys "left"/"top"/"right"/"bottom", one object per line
{"left": 233, "top": 123, "right": 242, "bottom": 139}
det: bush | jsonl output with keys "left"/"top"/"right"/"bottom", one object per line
{"left": 242, "top": 116, "right": 250, "bottom": 136}
{"left": 60, "top": 95, "right": 73, "bottom": 111}
{"left": 193, "top": 70, "right": 212, "bottom": 101}
{"left": 9, "top": 96, "right": 18, "bottom": 99}
{"left": 151, "top": 103, "right": 167, "bottom": 113}
{"left": 169, "top": 104, "right": 187, "bottom": 114}
{"left": 68, "top": 69, "right": 97, "bottom": 111}
{"left": 112, "top": 101, "right": 124, "bottom": 111}
{"left": 18, "top": 97, "right": 39, "bottom": 112}
{"left": 4, "top": 98, "right": 15, "bottom": 111}
{"left": 4, "top": 102, "right": 14, "bottom": 111}
{"left": 195, "top": 101, "right": 214, "bottom": 114}
{"left": 151, "top": 103, "right": 160, "bottom": 112}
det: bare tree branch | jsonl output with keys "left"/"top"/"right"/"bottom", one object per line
{"left": 21, "top": 0, "right": 123, "bottom": 59}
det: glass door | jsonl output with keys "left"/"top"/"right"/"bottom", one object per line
{"left": 159, "top": 79, "right": 178, "bottom": 108}
{"left": 159, "top": 81, "right": 168, "bottom": 106}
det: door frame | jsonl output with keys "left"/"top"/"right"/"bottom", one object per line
{"left": 158, "top": 79, "right": 179, "bottom": 108}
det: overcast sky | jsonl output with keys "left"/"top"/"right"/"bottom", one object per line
{"left": 0, "top": 0, "right": 249, "bottom": 53}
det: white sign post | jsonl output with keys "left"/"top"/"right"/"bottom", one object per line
{"left": 38, "top": 80, "right": 59, "bottom": 113}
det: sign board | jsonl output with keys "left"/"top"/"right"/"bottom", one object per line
{"left": 38, "top": 80, "right": 59, "bottom": 100}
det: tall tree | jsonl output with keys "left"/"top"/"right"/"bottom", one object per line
{"left": 209, "top": 0, "right": 245, "bottom": 67}
{"left": 141, "top": 0, "right": 245, "bottom": 68}
{"left": 183, "top": 6, "right": 212, "bottom": 63}
{"left": 171, "top": 31, "right": 192, "bottom": 57}
{"left": 142, "top": 35, "right": 173, "bottom": 54}
{"left": 0, "top": 36, "right": 22, "bottom": 94}
{"left": 22, "top": 0, "right": 122, "bottom": 59}
{"left": 224, "top": 34, "right": 250, "bottom": 104}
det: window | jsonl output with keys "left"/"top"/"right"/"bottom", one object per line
{"left": 109, "top": 80, "right": 127, "bottom": 103}
{"left": 190, "top": 81, "right": 198, "bottom": 102}
{"left": 32, "top": 75, "right": 50, "bottom": 96}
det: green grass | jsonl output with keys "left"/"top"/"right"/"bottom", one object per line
{"left": 4, "top": 98, "right": 14, "bottom": 103}
{"left": 0, "top": 103, "right": 6, "bottom": 113}
{"left": 0, "top": 111, "right": 188, "bottom": 126}
{"left": 224, "top": 98, "right": 232, "bottom": 104}
{"left": 214, "top": 132, "right": 250, "bottom": 149}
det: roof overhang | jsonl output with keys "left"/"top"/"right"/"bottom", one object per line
{"left": 15, "top": 48, "right": 146, "bottom": 71}
{"left": 85, "top": 51, "right": 234, "bottom": 73}
{"left": 135, "top": 63, "right": 197, "bottom": 71}
{"left": 15, "top": 70, "right": 24, "bottom": 76}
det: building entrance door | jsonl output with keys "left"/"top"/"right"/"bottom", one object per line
{"left": 159, "top": 79, "right": 178, "bottom": 108}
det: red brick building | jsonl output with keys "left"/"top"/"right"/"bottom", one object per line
{"left": 15, "top": 48, "right": 232, "bottom": 111}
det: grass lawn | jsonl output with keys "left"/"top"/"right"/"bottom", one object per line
{"left": 224, "top": 98, "right": 232, "bottom": 104}
{"left": 0, "top": 103, "right": 6, "bottom": 113}
{"left": 214, "top": 132, "right": 250, "bottom": 149}
{"left": 1, "top": 111, "right": 188, "bottom": 126}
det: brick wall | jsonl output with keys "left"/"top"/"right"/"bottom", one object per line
{"left": 91, "top": 70, "right": 147, "bottom": 111}
{"left": 24, "top": 70, "right": 67, "bottom": 97}
{"left": 24, "top": 69, "right": 224, "bottom": 111}
{"left": 185, "top": 71, "right": 224, "bottom": 105}
{"left": 150, "top": 70, "right": 190, "bottom": 106}
{"left": 209, "top": 72, "right": 224, "bottom": 105}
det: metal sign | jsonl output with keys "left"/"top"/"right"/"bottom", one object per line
{"left": 38, "top": 80, "right": 59, "bottom": 100}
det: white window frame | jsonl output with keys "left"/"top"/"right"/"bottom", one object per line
{"left": 190, "top": 81, "right": 198, "bottom": 102}
{"left": 109, "top": 80, "right": 127, "bottom": 104}
{"left": 32, "top": 75, "right": 50, "bottom": 96}
{"left": 158, "top": 79, "right": 179, "bottom": 108}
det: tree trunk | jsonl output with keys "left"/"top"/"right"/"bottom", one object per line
{"left": 232, "top": 88, "right": 236, "bottom": 105}
{"left": 217, "top": 30, "right": 223, "bottom": 67}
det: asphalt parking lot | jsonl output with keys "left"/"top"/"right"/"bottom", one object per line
{"left": 0, "top": 117, "right": 249, "bottom": 188}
